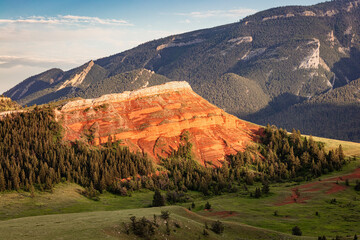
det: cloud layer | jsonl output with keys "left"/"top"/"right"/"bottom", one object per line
{"left": 0, "top": 8, "right": 257, "bottom": 93}
{"left": 0, "top": 15, "right": 131, "bottom": 26}
{"left": 0, "top": 14, "right": 175, "bottom": 93}
{"left": 176, "top": 8, "right": 256, "bottom": 19}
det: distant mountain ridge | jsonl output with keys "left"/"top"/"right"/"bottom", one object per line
{"left": 4, "top": 0, "right": 360, "bottom": 142}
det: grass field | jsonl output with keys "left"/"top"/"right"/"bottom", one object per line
{"left": 0, "top": 183, "right": 155, "bottom": 221}
{"left": 310, "top": 136, "right": 360, "bottom": 157}
{"left": 0, "top": 138, "right": 359, "bottom": 239}
{"left": 0, "top": 159, "right": 359, "bottom": 239}
{"left": 0, "top": 205, "right": 316, "bottom": 240}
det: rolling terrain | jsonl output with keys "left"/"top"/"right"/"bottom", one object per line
{"left": 0, "top": 156, "right": 359, "bottom": 239}
{"left": 1, "top": 0, "right": 360, "bottom": 239}
{"left": 0, "top": 81, "right": 360, "bottom": 239}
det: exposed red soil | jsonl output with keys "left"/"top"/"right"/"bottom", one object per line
{"left": 325, "top": 168, "right": 360, "bottom": 182}
{"left": 204, "top": 210, "right": 238, "bottom": 218}
{"left": 302, "top": 188, "right": 322, "bottom": 192}
{"left": 325, "top": 183, "right": 347, "bottom": 194}
{"left": 276, "top": 187, "right": 310, "bottom": 206}
{"left": 275, "top": 168, "right": 360, "bottom": 206}
{"left": 56, "top": 82, "right": 262, "bottom": 166}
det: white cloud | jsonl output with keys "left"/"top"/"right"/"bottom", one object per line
{"left": 61, "top": 15, "right": 131, "bottom": 25}
{"left": 0, "top": 15, "right": 132, "bottom": 26}
{"left": 0, "top": 56, "right": 78, "bottom": 68}
{"left": 179, "top": 19, "right": 191, "bottom": 24}
{"left": 0, "top": 15, "right": 177, "bottom": 93}
{"left": 176, "top": 8, "right": 256, "bottom": 19}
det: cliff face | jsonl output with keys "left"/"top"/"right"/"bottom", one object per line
{"left": 56, "top": 82, "right": 262, "bottom": 166}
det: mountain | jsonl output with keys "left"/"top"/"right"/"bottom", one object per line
{"left": 253, "top": 78, "right": 360, "bottom": 141}
{"left": 56, "top": 81, "right": 261, "bottom": 166}
{"left": 4, "top": 0, "right": 360, "bottom": 141}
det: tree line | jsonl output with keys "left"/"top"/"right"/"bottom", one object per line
{"left": 0, "top": 107, "right": 347, "bottom": 197}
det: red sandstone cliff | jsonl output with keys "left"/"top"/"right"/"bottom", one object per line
{"left": 55, "top": 82, "right": 262, "bottom": 166}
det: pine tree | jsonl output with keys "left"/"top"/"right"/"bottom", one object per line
{"left": 262, "top": 182, "right": 270, "bottom": 194}
{"left": 152, "top": 189, "right": 165, "bottom": 207}
{"left": 205, "top": 201, "right": 211, "bottom": 210}
{"left": 0, "top": 170, "right": 6, "bottom": 191}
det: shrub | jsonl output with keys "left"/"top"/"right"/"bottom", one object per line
{"left": 205, "top": 201, "right": 211, "bottom": 210}
{"left": 211, "top": 220, "right": 224, "bottom": 234}
{"left": 161, "top": 210, "right": 170, "bottom": 220}
{"left": 262, "top": 182, "right": 270, "bottom": 194}
{"left": 127, "top": 216, "right": 156, "bottom": 238}
{"left": 355, "top": 180, "right": 360, "bottom": 191}
{"left": 254, "top": 188, "right": 262, "bottom": 198}
{"left": 292, "top": 226, "right": 302, "bottom": 236}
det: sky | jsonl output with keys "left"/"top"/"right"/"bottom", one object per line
{"left": 0, "top": 0, "right": 325, "bottom": 94}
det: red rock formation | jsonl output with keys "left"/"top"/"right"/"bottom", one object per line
{"left": 55, "top": 82, "right": 262, "bottom": 166}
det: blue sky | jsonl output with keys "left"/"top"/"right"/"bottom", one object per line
{"left": 0, "top": 0, "right": 324, "bottom": 93}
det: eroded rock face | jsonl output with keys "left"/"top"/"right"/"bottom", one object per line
{"left": 56, "top": 82, "right": 262, "bottom": 166}
{"left": 57, "top": 60, "right": 94, "bottom": 90}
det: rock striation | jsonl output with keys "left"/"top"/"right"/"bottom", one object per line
{"left": 57, "top": 60, "right": 94, "bottom": 90}
{"left": 56, "top": 82, "right": 262, "bottom": 166}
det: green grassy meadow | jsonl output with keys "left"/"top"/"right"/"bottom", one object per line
{"left": 0, "top": 139, "right": 359, "bottom": 239}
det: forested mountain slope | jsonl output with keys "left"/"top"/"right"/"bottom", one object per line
{"left": 4, "top": 0, "right": 360, "bottom": 141}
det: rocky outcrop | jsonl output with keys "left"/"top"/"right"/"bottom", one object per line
{"left": 57, "top": 60, "right": 94, "bottom": 90}
{"left": 156, "top": 39, "right": 204, "bottom": 51}
{"left": 261, "top": 1, "right": 359, "bottom": 22}
{"left": 299, "top": 39, "right": 320, "bottom": 69}
{"left": 56, "top": 82, "right": 262, "bottom": 166}
{"left": 228, "top": 36, "right": 253, "bottom": 45}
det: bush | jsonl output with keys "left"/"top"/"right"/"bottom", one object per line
{"left": 205, "top": 201, "right": 211, "bottom": 210}
{"left": 166, "top": 190, "right": 189, "bottom": 204}
{"left": 262, "top": 182, "right": 270, "bottom": 194}
{"left": 355, "top": 180, "right": 360, "bottom": 191}
{"left": 82, "top": 183, "right": 100, "bottom": 201}
{"left": 128, "top": 216, "right": 156, "bottom": 238}
{"left": 292, "top": 226, "right": 302, "bottom": 236}
{"left": 211, "top": 220, "right": 224, "bottom": 234}
{"left": 254, "top": 188, "right": 262, "bottom": 198}
{"left": 161, "top": 210, "right": 170, "bottom": 220}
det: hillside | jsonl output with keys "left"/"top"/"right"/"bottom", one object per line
{"left": 254, "top": 78, "right": 360, "bottom": 141}
{"left": 0, "top": 96, "right": 21, "bottom": 112}
{"left": 56, "top": 81, "right": 261, "bottom": 165}
{"left": 4, "top": 0, "right": 360, "bottom": 142}
{"left": 1, "top": 81, "right": 358, "bottom": 239}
